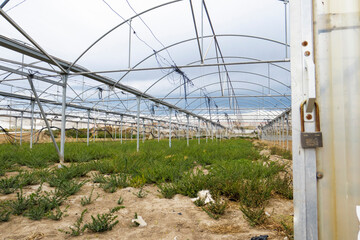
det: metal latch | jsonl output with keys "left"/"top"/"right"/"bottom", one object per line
{"left": 300, "top": 100, "right": 323, "bottom": 148}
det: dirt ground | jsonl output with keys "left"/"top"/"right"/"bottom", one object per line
{"left": 0, "top": 141, "right": 293, "bottom": 240}
{"left": 0, "top": 182, "right": 293, "bottom": 240}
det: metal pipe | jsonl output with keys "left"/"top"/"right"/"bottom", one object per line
{"left": 206, "top": 122, "right": 208, "bottom": 143}
{"left": 142, "top": 119, "right": 145, "bottom": 143}
{"left": 63, "top": 59, "right": 290, "bottom": 76}
{"left": 198, "top": 118, "right": 200, "bottom": 144}
{"left": 201, "top": 0, "right": 204, "bottom": 59}
{"left": 14, "top": 117, "right": 17, "bottom": 143}
{"left": 93, "top": 118, "right": 96, "bottom": 142}
{"left": 27, "top": 75, "right": 60, "bottom": 157}
{"left": 189, "top": 0, "right": 203, "bottom": 63}
{"left": 30, "top": 100, "right": 34, "bottom": 149}
{"left": 286, "top": 113, "right": 289, "bottom": 150}
{"left": 20, "top": 111, "right": 23, "bottom": 145}
{"left": 104, "top": 121, "right": 107, "bottom": 140}
{"left": 128, "top": 19, "right": 132, "bottom": 69}
{"left": 60, "top": 74, "right": 68, "bottom": 164}
{"left": 120, "top": 115, "right": 123, "bottom": 144}
{"left": 169, "top": 108, "right": 172, "bottom": 148}
{"left": 0, "top": 0, "right": 10, "bottom": 8}
{"left": 186, "top": 114, "right": 189, "bottom": 147}
{"left": 76, "top": 122, "right": 78, "bottom": 142}
{"left": 158, "top": 122, "right": 160, "bottom": 142}
{"left": 87, "top": 110, "right": 90, "bottom": 146}
{"left": 136, "top": 96, "right": 140, "bottom": 152}
{"left": 281, "top": 115, "right": 284, "bottom": 148}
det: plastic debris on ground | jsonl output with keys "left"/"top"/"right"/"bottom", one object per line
{"left": 191, "top": 190, "right": 215, "bottom": 204}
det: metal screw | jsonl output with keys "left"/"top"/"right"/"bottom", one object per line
{"left": 316, "top": 172, "right": 323, "bottom": 179}
{"left": 302, "top": 41, "right": 308, "bottom": 47}
{"left": 306, "top": 114, "right": 313, "bottom": 120}
{"left": 304, "top": 51, "right": 311, "bottom": 56}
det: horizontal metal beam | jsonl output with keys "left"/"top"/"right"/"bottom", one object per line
{"left": 0, "top": 65, "right": 63, "bottom": 86}
{"left": 0, "top": 91, "right": 222, "bottom": 128}
{"left": 69, "top": 94, "right": 291, "bottom": 104}
{"left": 58, "top": 60, "right": 290, "bottom": 76}
{"left": 0, "top": 35, "right": 220, "bottom": 126}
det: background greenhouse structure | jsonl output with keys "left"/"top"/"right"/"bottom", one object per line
{"left": 0, "top": 0, "right": 359, "bottom": 239}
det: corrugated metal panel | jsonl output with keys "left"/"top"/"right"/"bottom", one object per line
{"left": 314, "top": 1, "right": 360, "bottom": 239}
{"left": 292, "top": 0, "right": 360, "bottom": 239}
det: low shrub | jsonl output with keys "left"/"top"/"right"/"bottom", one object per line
{"left": 84, "top": 207, "right": 121, "bottom": 232}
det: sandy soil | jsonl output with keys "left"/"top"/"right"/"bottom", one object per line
{"left": 0, "top": 141, "right": 293, "bottom": 240}
{"left": 0, "top": 179, "right": 292, "bottom": 240}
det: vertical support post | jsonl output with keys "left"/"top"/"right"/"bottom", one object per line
{"left": 281, "top": 115, "right": 284, "bottom": 148}
{"left": 142, "top": 119, "right": 145, "bottom": 143}
{"left": 150, "top": 120, "right": 153, "bottom": 140}
{"left": 158, "top": 122, "right": 160, "bottom": 142}
{"left": 87, "top": 110, "right": 90, "bottom": 146}
{"left": 186, "top": 114, "right": 189, "bottom": 147}
{"left": 198, "top": 118, "right": 200, "bottom": 144}
{"left": 284, "top": 0, "right": 288, "bottom": 58}
{"left": 104, "top": 121, "right": 107, "bottom": 140}
{"left": 205, "top": 122, "right": 208, "bottom": 143}
{"left": 30, "top": 100, "right": 34, "bottom": 149}
{"left": 136, "top": 96, "right": 140, "bottom": 152}
{"left": 128, "top": 19, "right": 132, "bottom": 69}
{"left": 120, "top": 115, "right": 123, "bottom": 144}
{"left": 27, "top": 75, "right": 60, "bottom": 159}
{"left": 20, "top": 111, "right": 23, "bottom": 146}
{"left": 131, "top": 123, "right": 133, "bottom": 141}
{"left": 211, "top": 123, "right": 214, "bottom": 141}
{"left": 76, "top": 122, "right": 78, "bottom": 142}
{"left": 169, "top": 108, "right": 172, "bottom": 148}
{"left": 291, "top": 0, "right": 319, "bottom": 235}
{"left": 286, "top": 113, "right": 289, "bottom": 150}
{"left": 114, "top": 122, "right": 117, "bottom": 140}
{"left": 215, "top": 124, "right": 218, "bottom": 142}
{"left": 14, "top": 117, "right": 17, "bottom": 143}
{"left": 93, "top": 118, "right": 96, "bottom": 142}
{"left": 60, "top": 74, "right": 68, "bottom": 165}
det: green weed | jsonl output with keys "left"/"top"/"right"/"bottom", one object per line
{"left": 0, "top": 176, "right": 20, "bottom": 194}
{"left": 84, "top": 207, "right": 120, "bottom": 232}
{"left": 157, "top": 183, "right": 177, "bottom": 199}
{"left": 270, "top": 147, "right": 292, "bottom": 160}
{"left": 101, "top": 174, "right": 129, "bottom": 193}
{"left": 92, "top": 172, "right": 106, "bottom": 183}
{"left": 47, "top": 206, "right": 68, "bottom": 220}
{"left": 272, "top": 174, "right": 293, "bottom": 200}
{"left": 81, "top": 186, "right": 99, "bottom": 206}
{"left": 117, "top": 196, "right": 124, "bottom": 205}
{"left": 55, "top": 180, "right": 87, "bottom": 197}
{"left": 59, "top": 209, "right": 87, "bottom": 236}
{"left": 133, "top": 188, "right": 147, "bottom": 198}
{"left": 0, "top": 209, "right": 11, "bottom": 222}
{"left": 240, "top": 204, "right": 266, "bottom": 226}
{"left": 194, "top": 197, "right": 206, "bottom": 207}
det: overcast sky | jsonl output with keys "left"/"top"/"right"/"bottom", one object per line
{"left": 0, "top": 0, "right": 290, "bottom": 124}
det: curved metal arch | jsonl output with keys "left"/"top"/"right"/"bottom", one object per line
{"left": 185, "top": 88, "right": 288, "bottom": 117}
{"left": 187, "top": 56, "right": 290, "bottom": 73}
{"left": 142, "top": 55, "right": 290, "bottom": 97}
{"left": 126, "top": 85, "right": 288, "bottom": 118}
{"left": 165, "top": 79, "right": 289, "bottom": 108}
{"left": 144, "top": 69, "right": 290, "bottom": 102}
{"left": 70, "top": 0, "right": 184, "bottom": 68}
{"left": 117, "top": 34, "right": 290, "bottom": 86}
